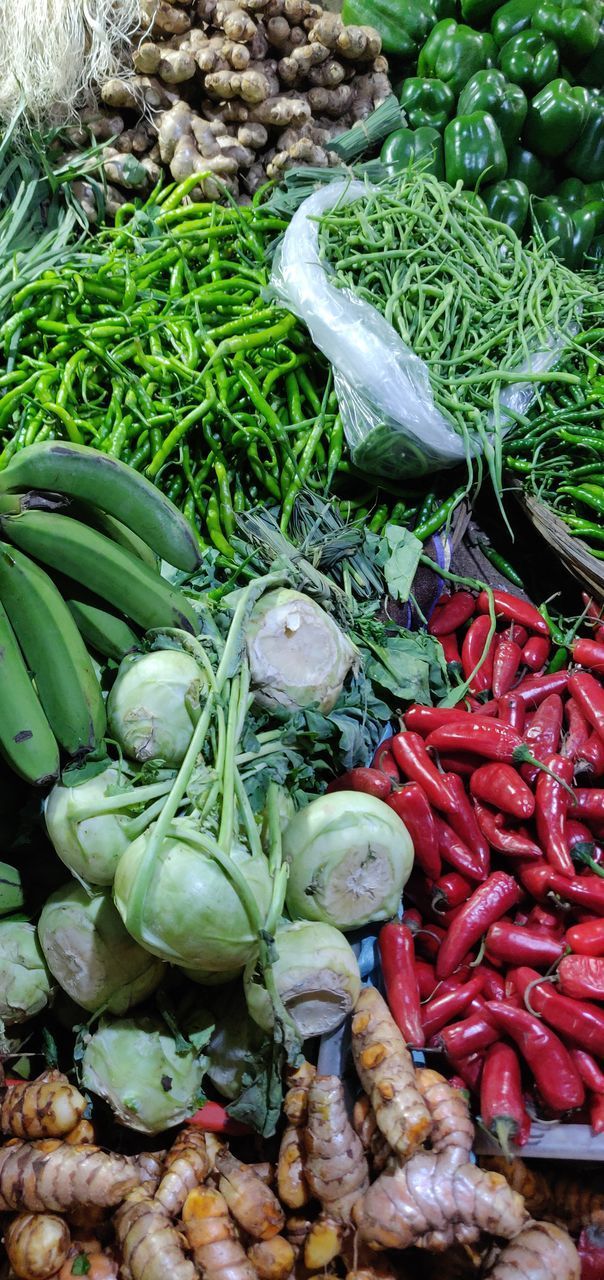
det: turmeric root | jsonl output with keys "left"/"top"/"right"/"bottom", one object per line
{"left": 278, "top": 1063, "right": 314, "bottom": 1210}
{"left": 247, "top": 1235, "right": 295, "bottom": 1280}
{"left": 354, "top": 1156, "right": 528, "bottom": 1251}
{"left": 479, "top": 1159, "right": 552, "bottom": 1222}
{"left": 216, "top": 1148, "right": 285, "bottom": 1239}
{"left": 351, "top": 988, "right": 431, "bottom": 1160}
{"left": 58, "top": 1249, "right": 118, "bottom": 1280}
{"left": 0, "top": 1142, "right": 142, "bottom": 1213}
{"left": 114, "top": 1188, "right": 197, "bottom": 1280}
{"left": 1, "top": 1078, "right": 87, "bottom": 1139}
{"left": 156, "top": 1129, "right": 209, "bottom": 1216}
{"left": 5, "top": 1212, "right": 71, "bottom": 1279}
{"left": 352, "top": 1095, "right": 391, "bottom": 1174}
{"left": 182, "top": 1185, "right": 258, "bottom": 1280}
{"left": 303, "top": 1217, "right": 343, "bottom": 1270}
{"left": 305, "top": 1075, "right": 369, "bottom": 1223}
{"left": 64, "top": 1119, "right": 96, "bottom": 1146}
{"left": 415, "top": 1070, "right": 474, "bottom": 1167}
{"left": 482, "top": 1157, "right": 604, "bottom": 1234}
{"left": 488, "top": 1221, "right": 579, "bottom": 1280}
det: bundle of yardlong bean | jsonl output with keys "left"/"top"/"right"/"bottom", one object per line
{"left": 0, "top": 181, "right": 339, "bottom": 555}
{"left": 317, "top": 172, "right": 590, "bottom": 496}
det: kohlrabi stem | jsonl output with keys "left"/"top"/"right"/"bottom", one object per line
{"left": 74, "top": 780, "right": 174, "bottom": 820}
{"left": 266, "top": 781, "right": 283, "bottom": 878}
{"left": 124, "top": 794, "right": 175, "bottom": 840}
{"left": 258, "top": 931, "right": 301, "bottom": 1060}
{"left": 234, "top": 767, "right": 263, "bottom": 861}
{"left": 148, "top": 627, "right": 219, "bottom": 693}
{"left": 236, "top": 743, "right": 285, "bottom": 767}
{"left": 218, "top": 675, "right": 240, "bottom": 852}
{"left": 235, "top": 660, "right": 251, "bottom": 741}
{"left": 265, "top": 865, "right": 288, "bottom": 936}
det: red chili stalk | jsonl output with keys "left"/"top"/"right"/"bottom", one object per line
{"left": 483, "top": 1001, "right": 585, "bottom": 1111}
{"left": 535, "top": 753, "right": 574, "bottom": 877}
{"left": 378, "top": 922, "right": 425, "bottom": 1046}
{"left": 436, "top": 872, "right": 521, "bottom": 979}
{"left": 477, "top": 589, "right": 550, "bottom": 636}
{"left": 480, "top": 1041, "right": 531, "bottom": 1154}
{"left": 485, "top": 920, "right": 565, "bottom": 968}
{"left": 470, "top": 762, "right": 534, "bottom": 819}
{"left": 387, "top": 783, "right": 441, "bottom": 881}
{"left": 391, "top": 731, "right": 457, "bottom": 813}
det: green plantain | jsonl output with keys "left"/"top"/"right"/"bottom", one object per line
{"left": 67, "top": 599, "right": 141, "bottom": 663}
{"left": 0, "top": 600, "right": 59, "bottom": 785}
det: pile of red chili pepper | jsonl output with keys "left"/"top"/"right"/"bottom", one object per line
{"left": 329, "top": 586, "right": 604, "bottom": 1154}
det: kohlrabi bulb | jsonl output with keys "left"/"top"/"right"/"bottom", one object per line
{"left": 0, "top": 922, "right": 54, "bottom": 1023}
{"left": 44, "top": 767, "right": 133, "bottom": 885}
{"left": 246, "top": 589, "right": 357, "bottom": 714}
{"left": 82, "top": 1016, "right": 205, "bottom": 1133}
{"left": 107, "top": 649, "right": 206, "bottom": 765}
{"left": 244, "top": 920, "right": 361, "bottom": 1038}
{"left": 38, "top": 882, "right": 164, "bottom": 1014}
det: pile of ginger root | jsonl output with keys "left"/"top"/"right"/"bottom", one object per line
{"left": 63, "top": 0, "right": 390, "bottom": 215}
{"left": 0, "top": 988, "right": 582, "bottom": 1280}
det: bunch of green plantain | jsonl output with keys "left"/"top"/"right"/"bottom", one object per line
{"left": 0, "top": 442, "right": 201, "bottom": 787}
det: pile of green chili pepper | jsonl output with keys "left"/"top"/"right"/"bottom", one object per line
{"left": 0, "top": 178, "right": 345, "bottom": 556}
{"left": 504, "top": 289, "right": 604, "bottom": 557}
{"left": 318, "top": 170, "right": 590, "bottom": 498}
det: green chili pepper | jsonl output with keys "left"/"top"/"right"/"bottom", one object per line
{"left": 478, "top": 542, "right": 525, "bottom": 587}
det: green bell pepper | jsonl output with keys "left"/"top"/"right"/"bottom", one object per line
{"left": 523, "top": 77, "right": 588, "bottom": 156}
{"left": 566, "top": 93, "right": 604, "bottom": 180}
{"left": 533, "top": 196, "right": 600, "bottom": 266}
{"left": 492, "top": 0, "right": 539, "bottom": 47}
{"left": 458, "top": 191, "right": 489, "bottom": 212}
{"left": 461, "top": 0, "right": 502, "bottom": 29}
{"left": 498, "top": 30, "right": 560, "bottom": 92}
{"left": 507, "top": 143, "right": 555, "bottom": 192}
{"left": 399, "top": 77, "right": 455, "bottom": 131}
{"left": 483, "top": 178, "right": 530, "bottom": 234}
{"left": 380, "top": 126, "right": 445, "bottom": 177}
{"left": 558, "top": 176, "right": 589, "bottom": 204}
{"left": 580, "top": 21, "right": 604, "bottom": 84}
{"left": 444, "top": 111, "right": 508, "bottom": 187}
{"left": 457, "top": 69, "right": 527, "bottom": 148}
{"left": 531, "top": 0, "right": 602, "bottom": 61}
{"left": 418, "top": 20, "right": 497, "bottom": 96}
{"left": 341, "top": 0, "right": 455, "bottom": 58}
{"left": 588, "top": 233, "right": 604, "bottom": 260}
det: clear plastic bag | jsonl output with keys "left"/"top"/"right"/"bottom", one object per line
{"left": 270, "top": 179, "right": 568, "bottom": 480}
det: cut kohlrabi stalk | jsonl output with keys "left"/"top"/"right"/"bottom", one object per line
{"left": 244, "top": 919, "right": 361, "bottom": 1038}
{"left": 246, "top": 588, "right": 358, "bottom": 713}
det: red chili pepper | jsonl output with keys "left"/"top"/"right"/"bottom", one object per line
{"left": 480, "top": 966, "right": 506, "bottom": 1000}
{"left": 558, "top": 954, "right": 604, "bottom": 1001}
{"left": 412, "top": 921, "right": 446, "bottom": 961}
{"left": 569, "top": 671, "right": 604, "bottom": 740}
{"left": 525, "top": 904, "right": 565, "bottom": 936}
{"left": 444, "top": 772, "right": 490, "bottom": 874}
{"left": 326, "top": 767, "right": 391, "bottom": 799}
{"left": 447, "top": 1051, "right": 485, "bottom": 1093}
{"left": 597, "top": 625, "right": 604, "bottom": 646}
{"left": 578, "top": 1224, "right": 604, "bottom": 1280}
{"left": 439, "top": 753, "right": 482, "bottom": 777}
{"left": 436, "top": 815, "right": 488, "bottom": 882}
{"left": 570, "top": 789, "right": 604, "bottom": 824}
{"left": 514, "top": 965, "right": 604, "bottom": 1058}
{"left": 501, "top": 624, "right": 529, "bottom": 649}
{"left": 467, "top": 698, "right": 500, "bottom": 717}
{"left": 439, "top": 632, "right": 462, "bottom": 666}
{"left": 535, "top": 753, "right": 574, "bottom": 877}
{"left": 473, "top": 800, "right": 543, "bottom": 859}
{"left": 521, "top": 635, "right": 551, "bottom": 671}
{"left": 590, "top": 1093, "right": 604, "bottom": 1135}
{"left": 477, "top": 589, "right": 550, "bottom": 636}
{"left": 513, "top": 670, "right": 570, "bottom": 706}
{"left": 439, "top": 1013, "right": 499, "bottom": 1058}
{"left": 483, "top": 1001, "right": 585, "bottom": 1112}
{"left": 539, "top": 867, "right": 604, "bottom": 916}
{"left": 470, "top": 762, "right": 534, "bottom": 819}
{"left": 391, "top": 732, "right": 457, "bottom": 813}
{"left": 462, "top": 615, "right": 495, "bottom": 694}
{"left": 573, "top": 638, "right": 604, "bottom": 674}
{"left": 567, "top": 818, "right": 597, "bottom": 853}
{"left": 492, "top": 637, "right": 522, "bottom": 699}
{"left": 583, "top": 593, "right": 604, "bottom": 625}
{"left": 432, "top": 871, "right": 473, "bottom": 913}
{"left": 577, "top": 732, "right": 604, "bottom": 779}
{"left": 485, "top": 920, "right": 565, "bottom": 969}
{"left": 521, "top": 693, "right": 564, "bottom": 784}
{"left": 387, "top": 783, "right": 441, "bottom": 881}
{"left": 421, "top": 975, "right": 485, "bottom": 1038}
{"left": 187, "top": 1102, "right": 250, "bottom": 1134}
{"left": 428, "top": 591, "right": 476, "bottom": 636}
{"left": 480, "top": 1041, "right": 531, "bottom": 1153}
{"left": 436, "top": 872, "right": 520, "bottom": 980}
{"left": 426, "top": 717, "right": 527, "bottom": 764}
{"left": 570, "top": 1047, "right": 604, "bottom": 1093}
{"left": 566, "top": 919, "right": 604, "bottom": 957}
{"left": 498, "top": 693, "right": 526, "bottom": 732}
{"left": 371, "top": 740, "right": 400, "bottom": 781}
{"left": 415, "top": 959, "right": 437, "bottom": 1000}
{"left": 403, "top": 704, "right": 471, "bottom": 736}
{"left": 562, "top": 697, "right": 591, "bottom": 761}
{"left": 378, "top": 923, "right": 425, "bottom": 1046}
{"left": 402, "top": 908, "right": 422, "bottom": 930}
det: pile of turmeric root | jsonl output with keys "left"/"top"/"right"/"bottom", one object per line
{"left": 0, "top": 988, "right": 583, "bottom": 1280}
{"left": 65, "top": 0, "right": 390, "bottom": 213}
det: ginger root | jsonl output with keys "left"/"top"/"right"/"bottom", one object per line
{"left": 351, "top": 987, "right": 431, "bottom": 1160}
{"left": 1, "top": 1077, "right": 87, "bottom": 1140}
{"left": 5, "top": 1212, "right": 71, "bottom": 1279}
{"left": 182, "top": 1185, "right": 258, "bottom": 1280}
{"left": 488, "top": 1220, "right": 580, "bottom": 1280}
{"left": 216, "top": 1148, "right": 285, "bottom": 1239}
{"left": 0, "top": 1142, "right": 142, "bottom": 1212}
{"left": 115, "top": 1187, "right": 197, "bottom": 1280}
{"left": 156, "top": 1128, "right": 209, "bottom": 1217}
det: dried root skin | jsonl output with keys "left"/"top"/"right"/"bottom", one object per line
{"left": 5, "top": 1211, "right": 71, "bottom": 1279}
{"left": 182, "top": 1186, "right": 258, "bottom": 1280}
{"left": 354, "top": 1154, "right": 528, "bottom": 1251}
{"left": 247, "top": 1235, "right": 295, "bottom": 1280}
{"left": 115, "top": 1188, "right": 197, "bottom": 1280}
{"left": 305, "top": 1075, "right": 369, "bottom": 1224}
{"left": 156, "top": 1129, "right": 209, "bottom": 1217}
{"left": 351, "top": 989, "right": 431, "bottom": 1161}
{"left": 277, "top": 1125, "right": 309, "bottom": 1210}
{"left": 1, "top": 1080, "right": 87, "bottom": 1140}
{"left": 216, "top": 1149, "right": 285, "bottom": 1240}
{"left": 415, "top": 1070, "right": 474, "bottom": 1167}
{"left": 0, "top": 1143, "right": 142, "bottom": 1213}
{"left": 488, "top": 1221, "right": 579, "bottom": 1280}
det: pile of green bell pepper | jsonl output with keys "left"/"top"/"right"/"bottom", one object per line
{"left": 362, "top": 0, "right": 604, "bottom": 266}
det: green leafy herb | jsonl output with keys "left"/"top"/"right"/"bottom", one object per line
{"left": 379, "top": 525, "right": 423, "bottom": 603}
{"left": 42, "top": 1026, "right": 59, "bottom": 1070}
{"left": 71, "top": 1253, "right": 91, "bottom": 1275}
